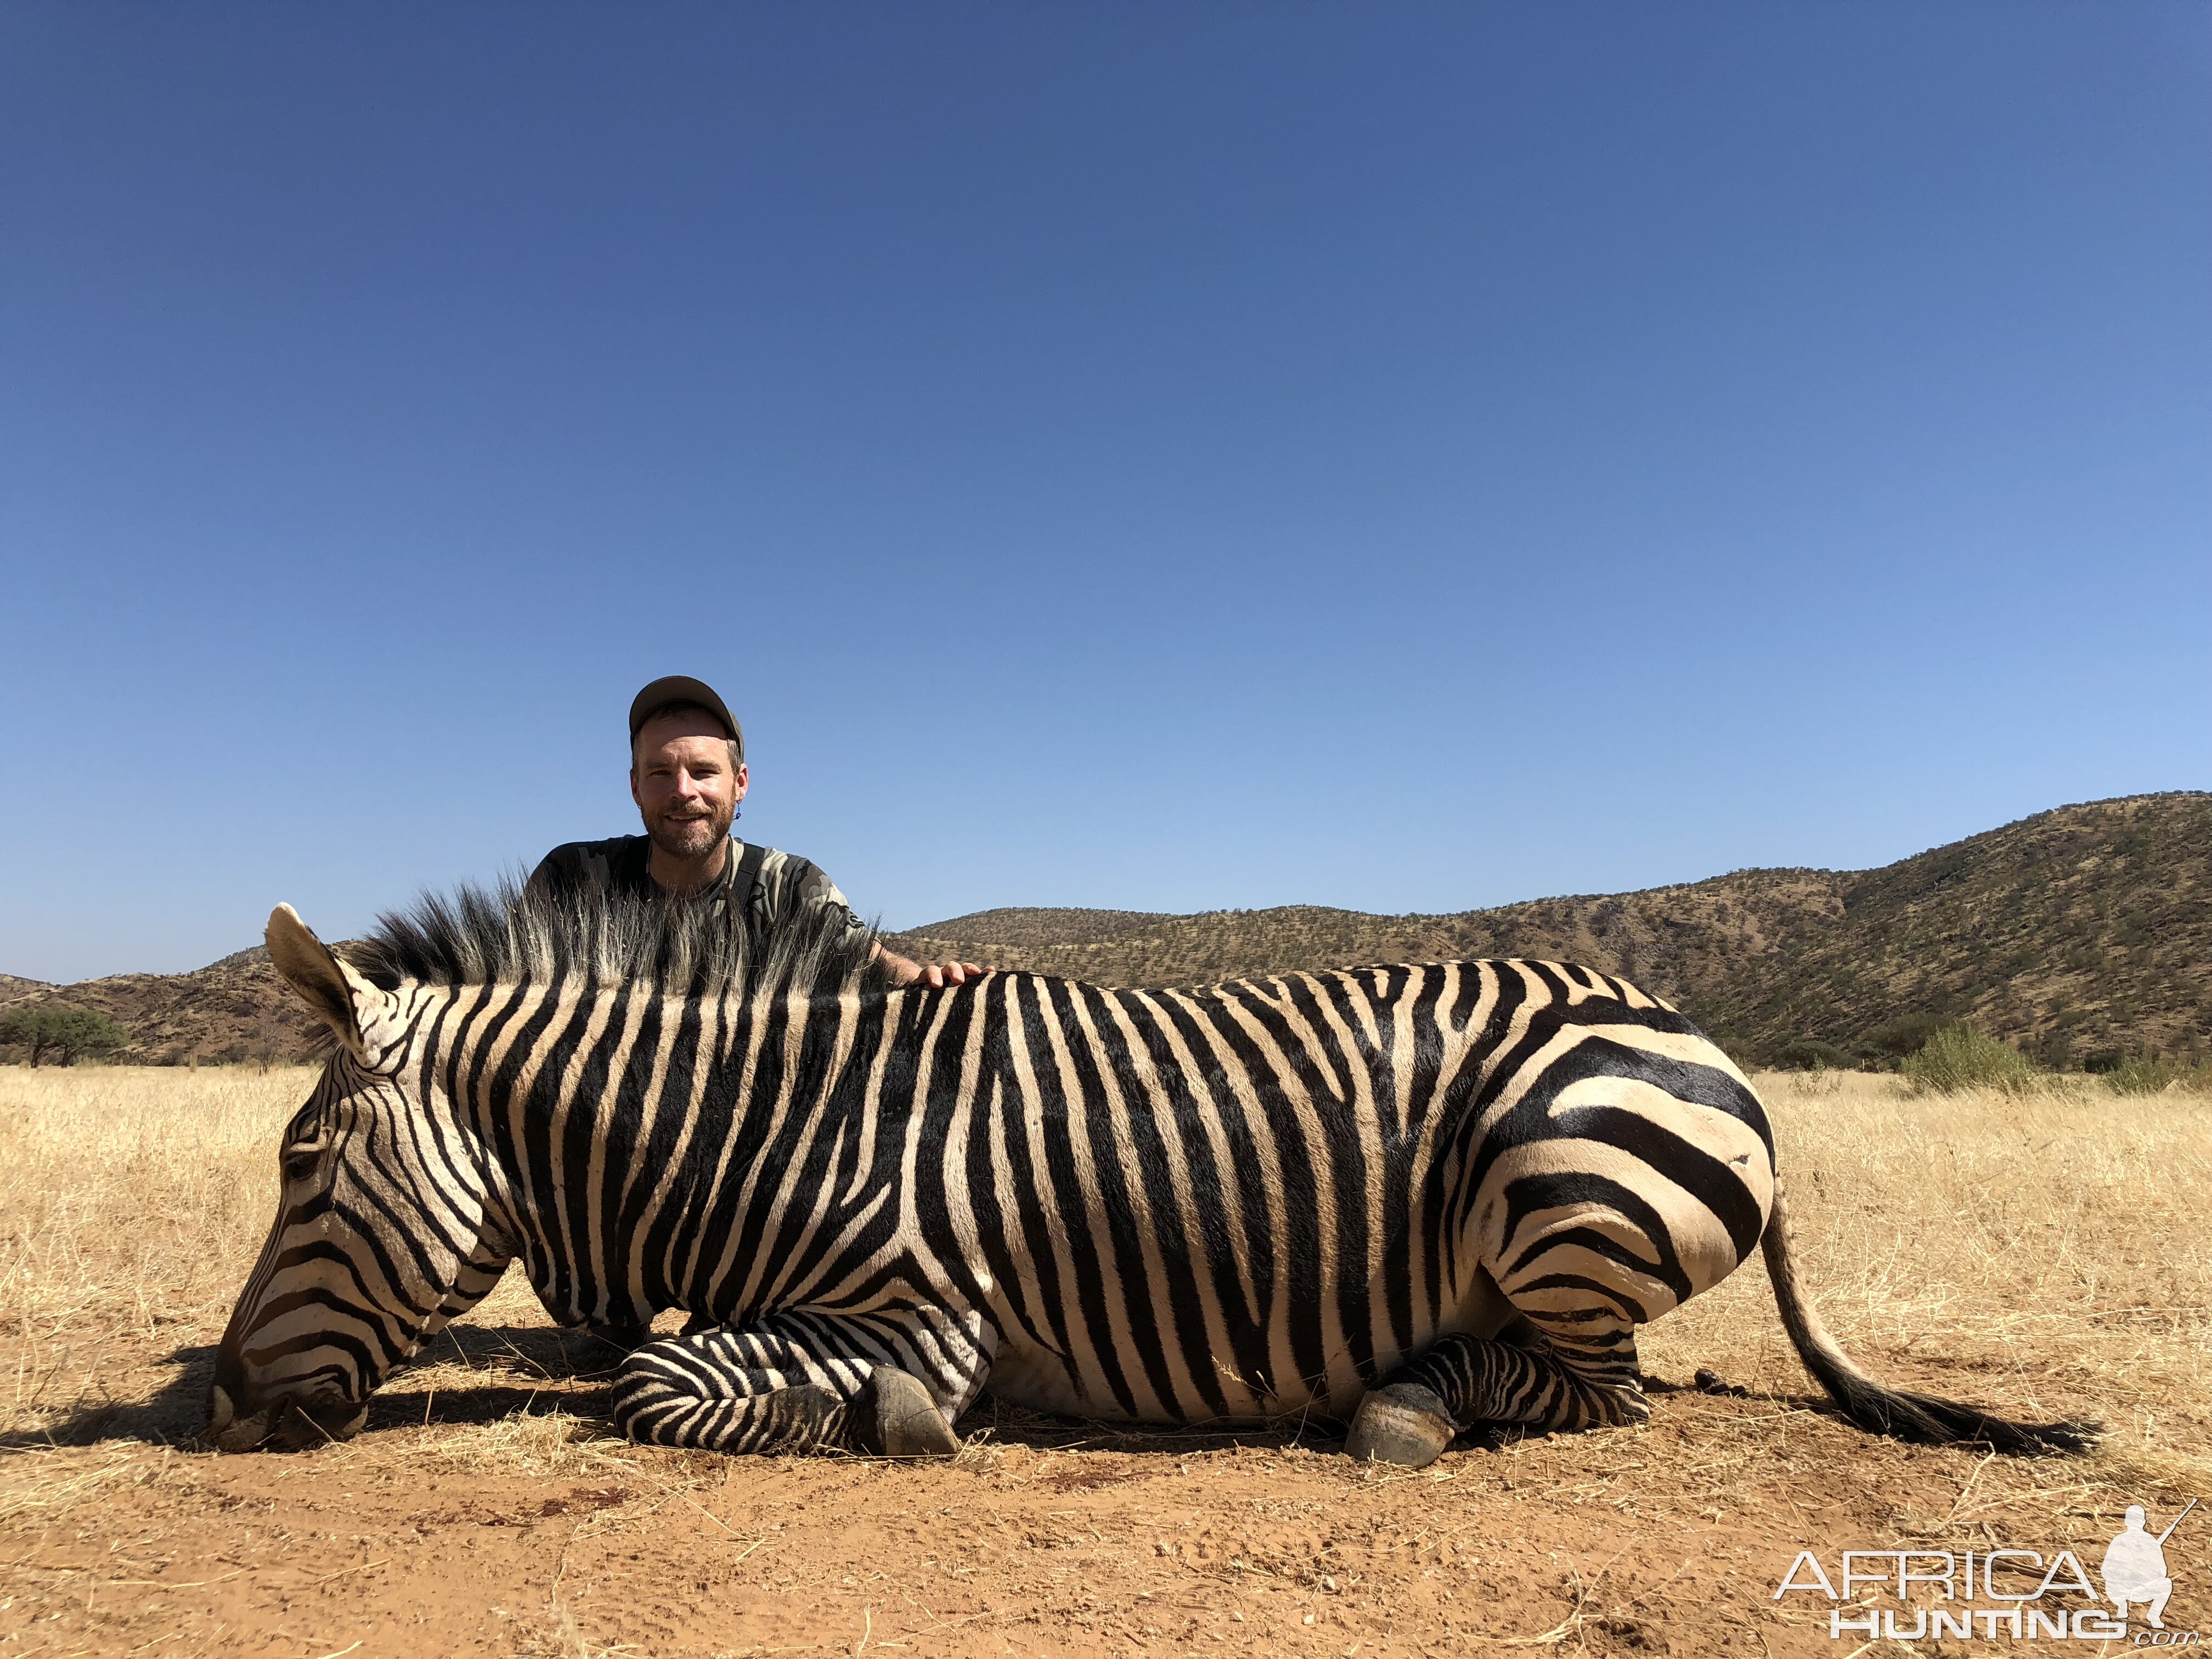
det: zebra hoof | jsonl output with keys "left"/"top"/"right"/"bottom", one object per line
{"left": 1345, "top": 1382, "right": 1456, "bottom": 1468}
{"left": 853, "top": 1367, "right": 959, "bottom": 1459}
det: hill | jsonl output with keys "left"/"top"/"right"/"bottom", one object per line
{"left": 0, "top": 952, "right": 322, "bottom": 1068}
{"left": 884, "top": 792, "right": 2212, "bottom": 1066}
{"left": 3, "top": 793, "right": 2205, "bottom": 1067}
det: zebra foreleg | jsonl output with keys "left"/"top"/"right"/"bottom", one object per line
{"left": 609, "top": 1310, "right": 984, "bottom": 1457}
{"left": 1345, "top": 1321, "right": 1650, "bottom": 1469}
{"left": 611, "top": 1326, "right": 854, "bottom": 1453}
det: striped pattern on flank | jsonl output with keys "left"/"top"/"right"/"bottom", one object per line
{"left": 216, "top": 882, "right": 1791, "bottom": 1458}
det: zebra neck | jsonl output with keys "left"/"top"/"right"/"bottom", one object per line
{"left": 467, "top": 981, "right": 891, "bottom": 1330}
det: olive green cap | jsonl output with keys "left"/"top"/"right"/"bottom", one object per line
{"left": 628, "top": 675, "right": 743, "bottom": 753}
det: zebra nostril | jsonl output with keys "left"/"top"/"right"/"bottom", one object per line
{"left": 272, "top": 1393, "right": 367, "bottom": 1449}
{"left": 212, "top": 1409, "right": 276, "bottom": 1452}
{"left": 274, "top": 1401, "right": 321, "bottom": 1451}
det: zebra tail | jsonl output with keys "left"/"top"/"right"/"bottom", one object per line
{"left": 1759, "top": 1179, "right": 2098, "bottom": 1455}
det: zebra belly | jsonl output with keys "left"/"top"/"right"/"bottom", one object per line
{"left": 978, "top": 1263, "right": 1519, "bottom": 1426}
{"left": 980, "top": 1338, "right": 1370, "bottom": 1425}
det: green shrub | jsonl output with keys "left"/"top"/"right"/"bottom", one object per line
{"left": 1777, "top": 1039, "right": 1848, "bottom": 1073}
{"left": 0, "top": 1004, "right": 129, "bottom": 1068}
{"left": 1855, "top": 1013, "right": 1945, "bottom": 1070}
{"left": 2105, "top": 1052, "right": 2212, "bottom": 1096}
{"left": 1899, "top": 1023, "right": 2042, "bottom": 1097}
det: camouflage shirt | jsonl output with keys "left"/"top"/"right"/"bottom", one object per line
{"left": 526, "top": 836, "right": 869, "bottom": 953}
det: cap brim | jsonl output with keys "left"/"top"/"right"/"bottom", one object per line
{"left": 629, "top": 675, "right": 741, "bottom": 745}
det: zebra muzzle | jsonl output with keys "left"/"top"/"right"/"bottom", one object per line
{"left": 275, "top": 1393, "right": 369, "bottom": 1449}
{"left": 207, "top": 1390, "right": 367, "bottom": 1453}
{"left": 206, "top": 1384, "right": 282, "bottom": 1452}
{"left": 210, "top": 1406, "right": 277, "bottom": 1453}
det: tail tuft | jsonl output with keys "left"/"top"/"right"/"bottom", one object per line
{"left": 1760, "top": 1182, "right": 2098, "bottom": 1457}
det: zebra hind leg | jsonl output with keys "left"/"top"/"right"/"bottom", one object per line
{"left": 1345, "top": 1318, "right": 1649, "bottom": 1469}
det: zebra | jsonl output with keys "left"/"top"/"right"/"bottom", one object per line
{"left": 207, "top": 881, "right": 2092, "bottom": 1463}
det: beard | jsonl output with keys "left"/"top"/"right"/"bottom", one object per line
{"left": 645, "top": 798, "right": 733, "bottom": 862}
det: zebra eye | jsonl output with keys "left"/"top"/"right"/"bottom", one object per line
{"left": 282, "top": 1145, "right": 326, "bottom": 1184}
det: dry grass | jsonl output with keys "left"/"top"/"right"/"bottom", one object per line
{"left": 0, "top": 1065, "right": 296, "bottom": 1426}
{"left": 1648, "top": 1069, "right": 2212, "bottom": 1492}
{"left": 1, "top": 1066, "right": 2207, "bottom": 1470}
{"left": 0, "top": 1063, "right": 2205, "bottom": 1656}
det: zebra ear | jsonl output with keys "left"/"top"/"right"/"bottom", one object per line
{"left": 266, "top": 904, "right": 395, "bottom": 1065}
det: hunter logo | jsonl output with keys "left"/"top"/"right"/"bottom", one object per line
{"left": 1773, "top": 1499, "right": 2198, "bottom": 1644}
{"left": 2104, "top": 1502, "right": 2191, "bottom": 1630}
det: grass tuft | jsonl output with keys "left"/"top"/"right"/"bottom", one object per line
{"left": 1899, "top": 1022, "right": 2044, "bottom": 1097}
{"left": 2106, "top": 1051, "right": 2212, "bottom": 1097}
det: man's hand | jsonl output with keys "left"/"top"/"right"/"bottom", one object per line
{"left": 874, "top": 945, "right": 987, "bottom": 988}
{"left": 915, "top": 958, "right": 986, "bottom": 989}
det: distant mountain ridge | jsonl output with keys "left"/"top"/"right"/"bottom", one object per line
{"left": 887, "top": 793, "right": 2211, "bottom": 1066}
{"left": 0, "top": 953, "right": 322, "bottom": 1068}
{"left": 4, "top": 793, "right": 2205, "bottom": 1066}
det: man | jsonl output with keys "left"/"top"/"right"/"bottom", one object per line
{"left": 531, "top": 675, "right": 979, "bottom": 988}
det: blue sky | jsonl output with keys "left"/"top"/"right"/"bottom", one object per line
{"left": 3, "top": 4, "right": 2207, "bottom": 983}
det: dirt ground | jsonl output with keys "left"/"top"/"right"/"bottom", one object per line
{"left": 1, "top": 1066, "right": 2205, "bottom": 1658}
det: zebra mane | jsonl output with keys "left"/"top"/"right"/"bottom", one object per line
{"left": 343, "top": 876, "right": 888, "bottom": 1002}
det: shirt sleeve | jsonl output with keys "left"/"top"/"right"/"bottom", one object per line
{"left": 783, "top": 859, "right": 872, "bottom": 943}
{"left": 527, "top": 844, "right": 577, "bottom": 901}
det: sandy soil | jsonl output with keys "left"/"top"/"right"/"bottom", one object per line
{"left": 1, "top": 1068, "right": 2204, "bottom": 1658}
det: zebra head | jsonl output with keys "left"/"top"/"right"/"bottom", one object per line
{"left": 208, "top": 904, "right": 508, "bottom": 1451}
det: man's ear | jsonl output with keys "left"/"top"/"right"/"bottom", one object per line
{"left": 266, "top": 904, "right": 401, "bottom": 1066}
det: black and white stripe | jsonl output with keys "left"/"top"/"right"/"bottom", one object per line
{"left": 208, "top": 884, "right": 2092, "bottom": 1461}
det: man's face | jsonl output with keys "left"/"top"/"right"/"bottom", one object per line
{"left": 629, "top": 712, "right": 747, "bottom": 862}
